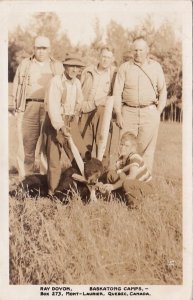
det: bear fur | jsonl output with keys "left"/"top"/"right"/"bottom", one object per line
{"left": 9, "top": 158, "right": 104, "bottom": 203}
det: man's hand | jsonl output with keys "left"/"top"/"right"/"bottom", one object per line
{"left": 95, "top": 182, "right": 106, "bottom": 194}
{"left": 102, "top": 183, "right": 114, "bottom": 193}
{"left": 74, "top": 103, "right": 82, "bottom": 114}
{"left": 61, "top": 125, "right": 71, "bottom": 138}
{"left": 56, "top": 126, "right": 71, "bottom": 146}
{"left": 96, "top": 182, "right": 114, "bottom": 193}
{"left": 8, "top": 106, "right": 16, "bottom": 116}
{"left": 115, "top": 112, "right": 123, "bottom": 129}
{"left": 95, "top": 96, "right": 107, "bottom": 107}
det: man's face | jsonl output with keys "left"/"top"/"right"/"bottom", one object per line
{"left": 65, "top": 65, "right": 80, "bottom": 79}
{"left": 99, "top": 49, "right": 114, "bottom": 70}
{"left": 119, "top": 140, "right": 133, "bottom": 157}
{"left": 34, "top": 47, "right": 50, "bottom": 62}
{"left": 116, "top": 155, "right": 127, "bottom": 170}
{"left": 133, "top": 40, "right": 149, "bottom": 64}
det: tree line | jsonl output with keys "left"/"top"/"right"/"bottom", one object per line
{"left": 8, "top": 12, "right": 182, "bottom": 122}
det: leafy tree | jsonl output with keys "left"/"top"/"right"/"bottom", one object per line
{"left": 153, "top": 21, "right": 182, "bottom": 103}
{"left": 91, "top": 17, "right": 104, "bottom": 51}
{"left": 106, "top": 20, "right": 129, "bottom": 65}
{"left": 9, "top": 12, "right": 182, "bottom": 116}
{"left": 28, "top": 12, "right": 61, "bottom": 41}
{"left": 105, "top": 16, "right": 182, "bottom": 106}
{"left": 130, "top": 15, "right": 157, "bottom": 47}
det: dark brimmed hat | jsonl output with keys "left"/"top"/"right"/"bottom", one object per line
{"left": 63, "top": 53, "right": 85, "bottom": 67}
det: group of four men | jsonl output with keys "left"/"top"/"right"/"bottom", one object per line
{"left": 11, "top": 35, "right": 167, "bottom": 197}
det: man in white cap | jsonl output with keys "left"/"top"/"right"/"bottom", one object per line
{"left": 43, "top": 53, "right": 88, "bottom": 194}
{"left": 11, "top": 36, "right": 64, "bottom": 179}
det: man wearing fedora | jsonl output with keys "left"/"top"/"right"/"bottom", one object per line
{"left": 11, "top": 36, "right": 63, "bottom": 180}
{"left": 44, "top": 53, "right": 88, "bottom": 194}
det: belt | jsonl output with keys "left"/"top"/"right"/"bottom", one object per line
{"left": 123, "top": 102, "right": 156, "bottom": 108}
{"left": 26, "top": 98, "right": 44, "bottom": 103}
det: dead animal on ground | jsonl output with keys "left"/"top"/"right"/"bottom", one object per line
{"left": 9, "top": 158, "right": 104, "bottom": 203}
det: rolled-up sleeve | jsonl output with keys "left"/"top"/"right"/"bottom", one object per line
{"left": 113, "top": 63, "right": 126, "bottom": 113}
{"left": 157, "top": 64, "right": 167, "bottom": 113}
{"left": 47, "top": 76, "right": 64, "bottom": 131}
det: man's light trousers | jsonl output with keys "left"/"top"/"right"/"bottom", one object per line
{"left": 121, "top": 104, "right": 160, "bottom": 173}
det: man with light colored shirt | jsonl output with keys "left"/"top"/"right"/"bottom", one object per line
{"left": 113, "top": 37, "right": 167, "bottom": 172}
{"left": 44, "top": 54, "right": 88, "bottom": 194}
{"left": 80, "top": 46, "right": 118, "bottom": 168}
{"left": 11, "top": 36, "right": 63, "bottom": 179}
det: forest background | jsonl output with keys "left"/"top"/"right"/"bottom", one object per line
{"left": 8, "top": 12, "right": 182, "bottom": 121}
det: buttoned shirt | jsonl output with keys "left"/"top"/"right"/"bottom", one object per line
{"left": 46, "top": 74, "right": 83, "bottom": 130}
{"left": 113, "top": 58, "right": 167, "bottom": 113}
{"left": 26, "top": 58, "right": 53, "bottom": 99}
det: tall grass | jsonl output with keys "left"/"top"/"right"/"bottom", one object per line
{"left": 9, "top": 122, "right": 182, "bottom": 285}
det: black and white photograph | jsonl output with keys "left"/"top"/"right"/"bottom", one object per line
{"left": 0, "top": 1, "right": 192, "bottom": 299}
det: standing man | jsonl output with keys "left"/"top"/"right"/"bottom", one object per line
{"left": 11, "top": 36, "right": 63, "bottom": 179}
{"left": 44, "top": 54, "right": 88, "bottom": 194}
{"left": 80, "top": 46, "right": 118, "bottom": 168}
{"left": 113, "top": 37, "right": 167, "bottom": 173}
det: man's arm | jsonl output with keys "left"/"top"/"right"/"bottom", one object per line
{"left": 80, "top": 69, "right": 96, "bottom": 113}
{"left": 47, "top": 76, "right": 64, "bottom": 131}
{"left": 11, "top": 64, "right": 20, "bottom": 110}
{"left": 11, "top": 58, "right": 32, "bottom": 112}
{"left": 156, "top": 64, "right": 167, "bottom": 114}
{"left": 112, "top": 63, "right": 126, "bottom": 128}
{"left": 113, "top": 63, "right": 126, "bottom": 113}
{"left": 111, "top": 176, "right": 125, "bottom": 190}
{"left": 101, "top": 172, "right": 127, "bottom": 193}
{"left": 101, "top": 178, "right": 124, "bottom": 193}
{"left": 74, "top": 79, "right": 84, "bottom": 118}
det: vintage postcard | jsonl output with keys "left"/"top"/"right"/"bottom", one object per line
{"left": 0, "top": 1, "right": 192, "bottom": 299}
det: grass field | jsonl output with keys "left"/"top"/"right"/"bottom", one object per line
{"left": 9, "top": 118, "right": 182, "bottom": 285}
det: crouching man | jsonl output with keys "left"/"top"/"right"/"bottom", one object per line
{"left": 101, "top": 132, "right": 155, "bottom": 208}
{"left": 43, "top": 54, "right": 88, "bottom": 195}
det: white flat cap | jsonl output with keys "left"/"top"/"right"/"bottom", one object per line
{"left": 34, "top": 36, "right": 50, "bottom": 48}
